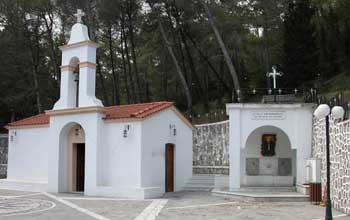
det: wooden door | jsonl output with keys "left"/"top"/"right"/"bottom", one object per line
{"left": 165, "top": 144, "right": 174, "bottom": 192}
{"left": 76, "top": 143, "right": 85, "bottom": 192}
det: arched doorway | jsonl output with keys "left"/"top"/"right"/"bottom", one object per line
{"left": 241, "top": 126, "right": 296, "bottom": 187}
{"left": 58, "top": 123, "right": 86, "bottom": 192}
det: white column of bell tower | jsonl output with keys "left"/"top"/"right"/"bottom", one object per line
{"left": 53, "top": 10, "right": 103, "bottom": 110}
{"left": 55, "top": 66, "right": 77, "bottom": 109}
{"left": 78, "top": 57, "right": 103, "bottom": 107}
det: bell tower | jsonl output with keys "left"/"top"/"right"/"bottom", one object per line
{"left": 53, "top": 9, "right": 103, "bottom": 110}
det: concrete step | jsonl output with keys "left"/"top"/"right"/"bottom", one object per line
{"left": 187, "top": 179, "right": 215, "bottom": 184}
{"left": 212, "top": 189, "right": 309, "bottom": 202}
{"left": 239, "top": 187, "right": 296, "bottom": 192}
{"left": 190, "top": 175, "right": 216, "bottom": 180}
{"left": 185, "top": 183, "right": 215, "bottom": 187}
{"left": 183, "top": 186, "right": 213, "bottom": 192}
{"left": 184, "top": 175, "right": 216, "bottom": 191}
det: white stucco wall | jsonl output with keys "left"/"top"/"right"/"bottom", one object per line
{"left": 141, "top": 109, "right": 193, "bottom": 196}
{"left": 61, "top": 45, "right": 96, "bottom": 66}
{"left": 100, "top": 121, "right": 142, "bottom": 189}
{"left": 6, "top": 127, "right": 49, "bottom": 182}
{"left": 2, "top": 107, "right": 192, "bottom": 199}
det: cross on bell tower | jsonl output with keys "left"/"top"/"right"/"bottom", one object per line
{"left": 74, "top": 9, "right": 85, "bottom": 24}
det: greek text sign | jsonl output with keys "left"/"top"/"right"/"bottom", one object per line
{"left": 251, "top": 111, "right": 286, "bottom": 120}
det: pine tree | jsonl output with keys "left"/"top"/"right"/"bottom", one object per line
{"left": 283, "top": 0, "right": 318, "bottom": 87}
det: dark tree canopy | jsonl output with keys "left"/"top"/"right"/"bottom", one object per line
{"left": 0, "top": 0, "right": 349, "bottom": 127}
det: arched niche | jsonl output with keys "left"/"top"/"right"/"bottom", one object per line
{"left": 69, "top": 57, "right": 80, "bottom": 107}
{"left": 241, "top": 125, "right": 296, "bottom": 187}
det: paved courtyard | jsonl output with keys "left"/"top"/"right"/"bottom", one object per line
{"left": 0, "top": 189, "right": 349, "bottom": 220}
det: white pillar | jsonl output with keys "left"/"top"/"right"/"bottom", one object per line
{"left": 295, "top": 109, "right": 313, "bottom": 186}
{"left": 48, "top": 122, "right": 64, "bottom": 193}
{"left": 78, "top": 66, "right": 102, "bottom": 108}
{"left": 228, "top": 108, "right": 242, "bottom": 190}
{"left": 53, "top": 69, "right": 77, "bottom": 110}
{"left": 83, "top": 114, "right": 102, "bottom": 195}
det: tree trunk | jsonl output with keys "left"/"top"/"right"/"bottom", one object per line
{"left": 127, "top": 1, "right": 143, "bottom": 102}
{"left": 107, "top": 24, "right": 120, "bottom": 105}
{"left": 204, "top": 2, "right": 240, "bottom": 92}
{"left": 121, "top": 15, "right": 137, "bottom": 103}
{"left": 42, "top": 12, "right": 59, "bottom": 86}
{"left": 161, "top": 50, "right": 169, "bottom": 100}
{"left": 120, "top": 29, "right": 131, "bottom": 104}
{"left": 184, "top": 31, "right": 231, "bottom": 93}
{"left": 158, "top": 19, "right": 192, "bottom": 114}
{"left": 96, "top": 57, "right": 109, "bottom": 106}
{"left": 144, "top": 58, "right": 151, "bottom": 102}
{"left": 24, "top": 16, "right": 42, "bottom": 113}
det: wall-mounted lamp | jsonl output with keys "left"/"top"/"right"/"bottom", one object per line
{"left": 169, "top": 124, "right": 176, "bottom": 136}
{"left": 123, "top": 124, "right": 131, "bottom": 138}
{"left": 75, "top": 125, "right": 82, "bottom": 137}
{"left": 10, "top": 130, "right": 17, "bottom": 142}
{"left": 75, "top": 128, "right": 80, "bottom": 136}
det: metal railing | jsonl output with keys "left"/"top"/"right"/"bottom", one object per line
{"left": 185, "top": 88, "right": 350, "bottom": 123}
{"left": 231, "top": 87, "right": 320, "bottom": 103}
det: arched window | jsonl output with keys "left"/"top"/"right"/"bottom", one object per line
{"left": 69, "top": 57, "right": 80, "bottom": 107}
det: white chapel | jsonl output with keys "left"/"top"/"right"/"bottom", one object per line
{"left": 0, "top": 10, "right": 193, "bottom": 199}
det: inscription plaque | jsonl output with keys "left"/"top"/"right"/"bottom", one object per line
{"left": 278, "top": 158, "right": 292, "bottom": 176}
{"left": 246, "top": 158, "right": 259, "bottom": 176}
{"left": 251, "top": 111, "right": 286, "bottom": 120}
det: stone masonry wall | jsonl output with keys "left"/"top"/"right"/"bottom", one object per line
{"left": 193, "top": 120, "right": 229, "bottom": 175}
{"left": 312, "top": 118, "right": 350, "bottom": 214}
{"left": 0, "top": 134, "right": 8, "bottom": 178}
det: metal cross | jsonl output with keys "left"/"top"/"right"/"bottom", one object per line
{"left": 266, "top": 66, "right": 283, "bottom": 89}
{"left": 74, "top": 9, "right": 85, "bottom": 23}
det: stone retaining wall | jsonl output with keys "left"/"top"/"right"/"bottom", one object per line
{"left": 312, "top": 118, "right": 350, "bottom": 214}
{"left": 193, "top": 120, "right": 229, "bottom": 175}
{"left": 0, "top": 134, "right": 8, "bottom": 178}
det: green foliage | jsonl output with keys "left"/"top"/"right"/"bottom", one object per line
{"left": 283, "top": 0, "right": 318, "bottom": 87}
{"left": 0, "top": 0, "right": 348, "bottom": 127}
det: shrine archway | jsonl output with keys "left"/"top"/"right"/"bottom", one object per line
{"left": 241, "top": 125, "right": 296, "bottom": 187}
{"left": 58, "top": 122, "right": 86, "bottom": 193}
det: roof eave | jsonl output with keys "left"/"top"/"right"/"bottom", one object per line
{"left": 5, "top": 124, "right": 50, "bottom": 130}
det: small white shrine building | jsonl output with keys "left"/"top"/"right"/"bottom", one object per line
{"left": 0, "top": 10, "right": 193, "bottom": 199}
{"left": 226, "top": 103, "right": 315, "bottom": 193}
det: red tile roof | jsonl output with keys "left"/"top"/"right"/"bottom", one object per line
{"left": 7, "top": 102, "right": 175, "bottom": 128}
{"left": 7, "top": 113, "right": 50, "bottom": 127}
{"left": 103, "top": 102, "right": 174, "bottom": 120}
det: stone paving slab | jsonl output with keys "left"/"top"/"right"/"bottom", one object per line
{"left": 160, "top": 192, "right": 350, "bottom": 220}
{"left": 212, "top": 189, "right": 309, "bottom": 202}
{"left": 68, "top": 199, "right": 151, "bottom": 220}
{"left": 0, "top": 190, "right": 349, "bottom": 220}
{"left": 1, "top": 194, "right": 95, "bottom": 220}
{"left": 0, "top": 189, "right": 35, "bottom": 197}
